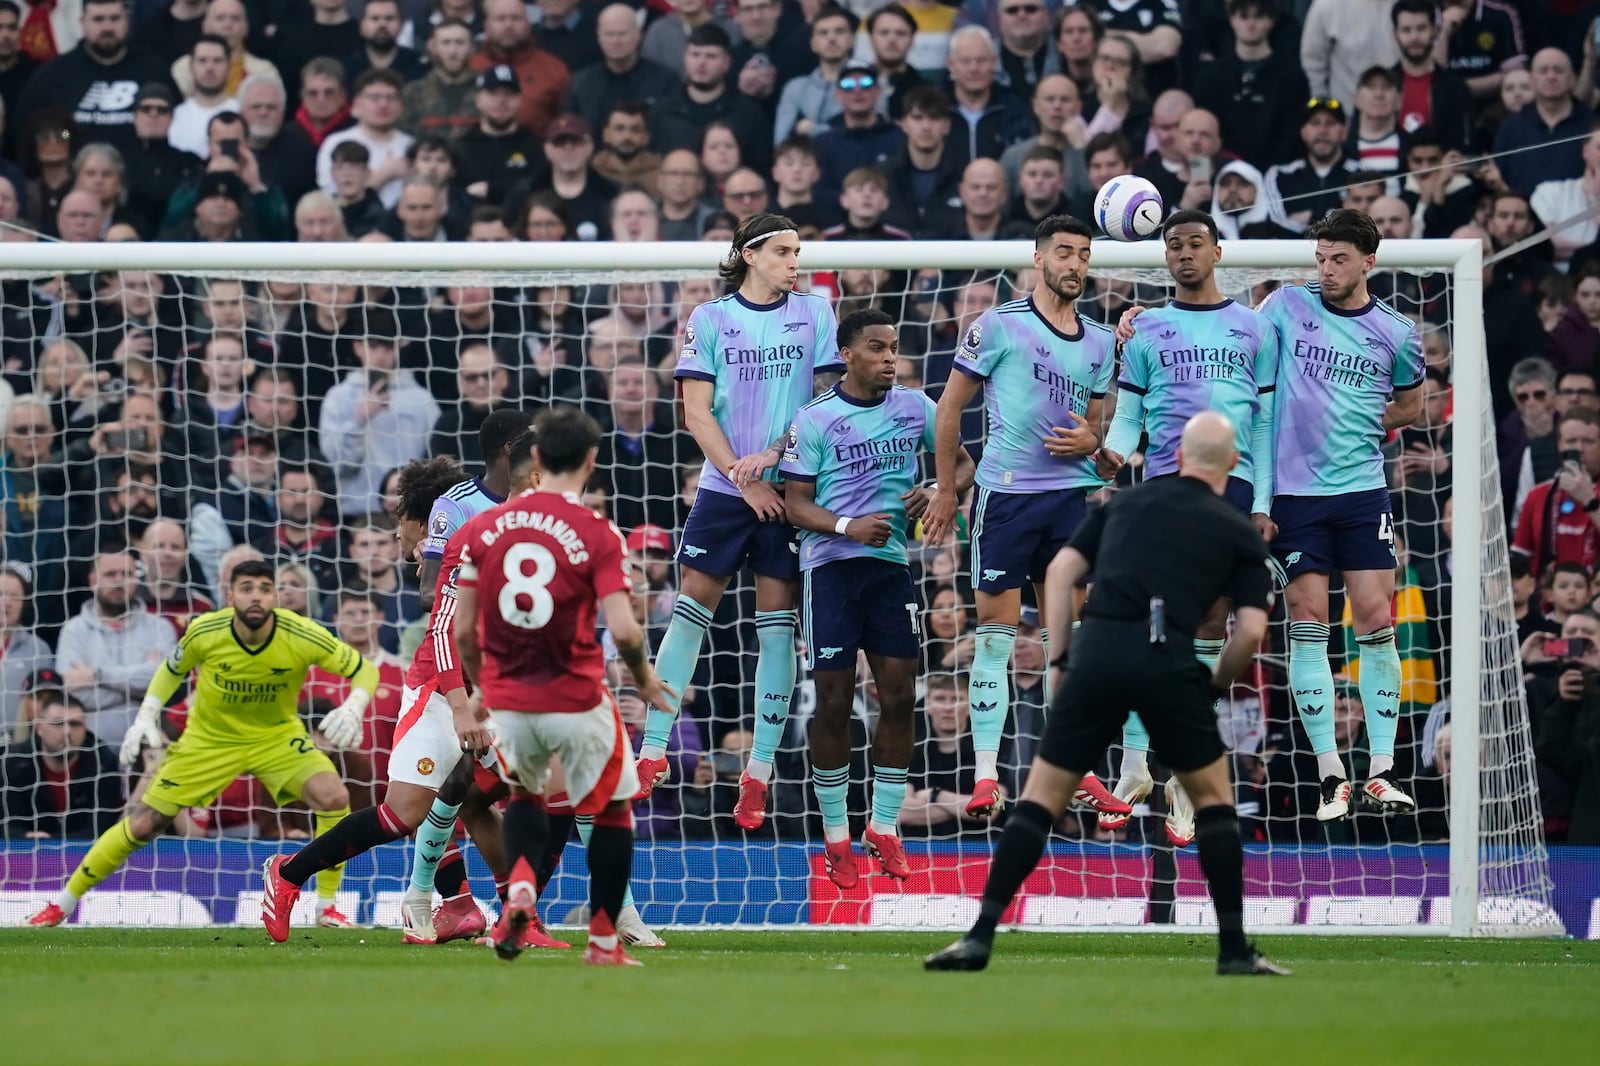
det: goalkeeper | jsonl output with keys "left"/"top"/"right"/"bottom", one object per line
{"left": 24, "top": 561, "right": 377, "bottom": 928}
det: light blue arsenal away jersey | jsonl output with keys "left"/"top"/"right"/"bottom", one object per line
{"left": 781, "top": 384, "right": 938, "bottom": 571}
{"left": 1259, "top": 283, "right": 1424, "bottom": 497}
{"left": 953, "top": 296, "right": 1116, "bottom": 493}
{"left": 422, "top": 477, "right": 506, "bottom": 561}
{"left": 674, "top": 289, "right": 844, "bottom": 498}
{"left": 1117, "top": 298, "right": 1279, "bottom": 486}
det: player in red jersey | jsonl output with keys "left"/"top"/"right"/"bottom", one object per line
{"left": 455, "top": 406, "right": 673, "bottom": 967}
{"left": 263, "top": 448, "right": 568, "bottom": 949}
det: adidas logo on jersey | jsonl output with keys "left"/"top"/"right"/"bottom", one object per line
{"left": 760, "top": 712, "right": 783, "bottom": 725}
{"left": 1302, "top": 704, "right": 1326, "bottom": 716}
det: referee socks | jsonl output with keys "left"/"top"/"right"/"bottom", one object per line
{"left": 971, "top": 799, "right": 1053, "bottom": 944}
{"left": 1195, "top": 804, "right": 1250, "bottom": 960}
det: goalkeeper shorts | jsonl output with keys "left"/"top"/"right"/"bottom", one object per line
{"left": 140, "top": 723, "right": 337, "bottom": 817}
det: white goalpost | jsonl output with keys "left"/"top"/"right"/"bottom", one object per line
{"left": 0, "top": 237, "right": 1563, "bottom": 937}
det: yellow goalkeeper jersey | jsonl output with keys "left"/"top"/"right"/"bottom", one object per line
{"left": 148, "top": 608, "right": 376, "bottom": 744}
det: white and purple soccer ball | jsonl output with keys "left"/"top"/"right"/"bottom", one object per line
{"left": 1094, "top": 175, "right": 1165, "bottom": 241}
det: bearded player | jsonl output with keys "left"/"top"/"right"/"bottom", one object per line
{"left": 454, "top": 405, "right": 673, "bottom": 966}
{"left": 28, "top": 562, "right": 376, "bottom": 929}
{"left": 923, "top": 214, "right": 1129, "bottom": 823}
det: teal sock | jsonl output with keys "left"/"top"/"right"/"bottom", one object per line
{"left": 1357, "top": 626, "right": 1403, "bottom": 774}
{"left": 576, "top": 813, "right": 634, "bottom": 910}
{"left": 969, "top": 624, "right": 1016, "bottom": 781}
{"left": 1122, "top": 712, "right": 1150, "bottom": 753}
{"left": 813, "top": 765, "right": 850, "bottom": 844}
{"left": 1289, "top": 620, "right": 1340, "bottom": 772}
{"left": 869, "top": 765, "right": 908, "bottom": 835}
{"left": 642, "top": 597, "right": 714, "bottom": 757}
{"left": 408, "top": 798, "right": 461, "bottom": 895}
{"left": 748, "top": 610, "right": 797, "bottom": 782}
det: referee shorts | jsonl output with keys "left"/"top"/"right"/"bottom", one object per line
{"left": 1038, "top": 620, "right": 1226, "bottom": 774}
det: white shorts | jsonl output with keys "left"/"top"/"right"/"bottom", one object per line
{"left": 489, "top": 693, "right": 640, "bottom": 815}
{"left": 390, "top": 682, "right": 496, "bottom": 789}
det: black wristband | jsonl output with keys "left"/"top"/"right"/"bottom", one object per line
{"left": 1051, "top": 651, "right": 1071, "bottom": 670}
{"left": 929, "top": 788, "right": 942, "bottom": 804}
{"left": 1209, "top": 682, "right": 1230, "bottom": 702}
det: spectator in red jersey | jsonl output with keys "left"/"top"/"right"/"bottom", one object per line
{"left": 1, "top": 692, "right": 122, "bottom": 839}
{"left": 307, "top": 589, "right": 405, "bottom": 801}
{"left": 1513, "top": 406, "right": 1600, "bottom": 580}
{"left": 136, "top": 517, "right": 213, "bottom": 635}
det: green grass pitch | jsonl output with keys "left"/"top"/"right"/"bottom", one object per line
{"left": 2, "top": 930, "right": 1596, "bottom": 1065}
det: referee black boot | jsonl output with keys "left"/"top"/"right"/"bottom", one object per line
{"left": 924, "top": 935, "right": 992, "bottom": 971}
{"left": 1217, "top": 944, "right": 1292, "bottom": 977}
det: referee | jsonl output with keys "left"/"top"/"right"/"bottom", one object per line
{"left": 925, "top": 411, "right": 1290, "bottom": 976}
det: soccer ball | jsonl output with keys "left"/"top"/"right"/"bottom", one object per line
{"left": 1095, "top": 175, "right": 1165, "bottom": 241}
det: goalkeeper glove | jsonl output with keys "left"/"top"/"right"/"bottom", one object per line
{"left": 119, "top": 696, "right": 166, "bottom": 769}
{"left": 319, "top": 689, "right": 370, "bottom": 751}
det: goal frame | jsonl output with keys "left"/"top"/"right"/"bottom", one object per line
{"left": 1, "top": 236, "right": 1545, "bottom": 937}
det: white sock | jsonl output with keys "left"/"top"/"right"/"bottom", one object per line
{"left": 868, "top": 819, "right": 897, "bottom": 836}
{"left": 1369, "top": 754, "right": 1395, "bottom": 776}
{"left": 745, "top": 757, "right": 773, "bottom": 784}
{"left": 590, "top": 932, "right": 618, "bottom": 951}
{"left": 1119, "top": 747, "right": 1149, "bottom": 782}
{"left": 1316, "top": 752, "right": 1345, "bottom": 779}
{"left": 639, "top": 742, "right": 666, "bottom": 761}
{"left": 53, "top": 889, "right": 80, "bottom": 915}
{"left": 823, "top": 822, "right": 851, "bottom": 844}
{"left": 975, "top": 751, "right": 998, "bottom": 780}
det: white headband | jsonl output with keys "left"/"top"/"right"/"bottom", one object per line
{"left": 743, "top": 228, "right": 798, "bottom": 249}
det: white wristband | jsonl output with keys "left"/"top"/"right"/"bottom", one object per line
{"left": 834, "top": 516, "right": 853, "bottom": 535}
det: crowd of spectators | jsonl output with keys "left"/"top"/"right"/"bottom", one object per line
{"left": 0, "top": 0, "right": 1595, "bottom": 851}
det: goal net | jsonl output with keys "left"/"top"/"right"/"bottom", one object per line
{"left": 0, "top": 239, "right": 1563, "bottom": 937}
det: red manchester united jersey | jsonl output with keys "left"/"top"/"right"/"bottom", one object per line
{"left": 456, "top": 490, "right": 631, "bottom": 713}
{"left": 404, "top": 526, "right": 470, "bottom": 693}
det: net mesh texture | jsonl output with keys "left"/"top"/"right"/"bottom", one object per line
{"left": 0, "top": 250, "right": 1561, "bottom": 933}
